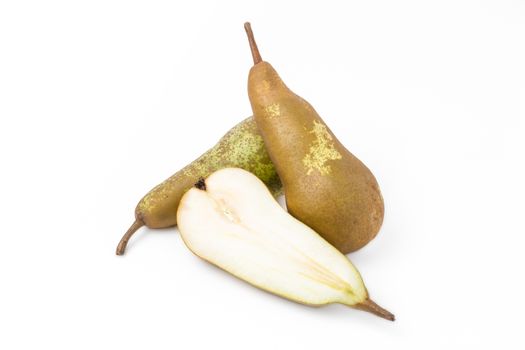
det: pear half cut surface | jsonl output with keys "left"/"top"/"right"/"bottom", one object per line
{"left": 177, "top": 168, "right": 394, "bottom": 321}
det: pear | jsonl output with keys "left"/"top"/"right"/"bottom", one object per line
{"left": 116, "top": 117, "right": 281, "bottom": 255}
{"left": 244, "top": 23, "right": 384, "bottom": 254}
{"left": 177, "top": 168, "right": 394, "bottom": 320}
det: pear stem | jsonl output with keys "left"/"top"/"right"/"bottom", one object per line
{"left": 116, "top": 219, "right": 144, "bottom": 255}
{"left": 244, "top": 22, "right": 262, "bottom": 65}
{"left": 356, "top": 299, "right": 395, "bottom": 321}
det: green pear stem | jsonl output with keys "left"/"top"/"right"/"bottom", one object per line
{"left": 244, "top": 22, "right": 262, "bottom": 65}
{"left": 356, "top": 299, "right": 395, "bottom": 321}
{"left": 116, "top": 219, "right": 144, "bottom": 255}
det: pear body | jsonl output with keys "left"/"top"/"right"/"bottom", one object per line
{"left": 136, "top": 116, "right": 281, "bottom": 229}
{"left": 248, "top": 63, "right": 383, "bottom": 253}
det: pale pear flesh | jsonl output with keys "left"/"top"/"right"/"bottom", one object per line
{"left": 176, "top": 168, "right": 394, "bottom": 320}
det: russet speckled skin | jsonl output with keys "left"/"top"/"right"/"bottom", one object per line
{"left": 248, "top": 62, "right": 384, "bottom": 254}
{"left": 136, "top": 116, "right": 281, "bottom": 228}
{"left": 116, "top": 117, "right": 281, "bottom": 255}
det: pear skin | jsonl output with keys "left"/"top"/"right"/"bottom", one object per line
{"left": 116, "top": 117, "right": 281, "bottom": 255}
{"left": 245, "top": 23, "right": 384, "bottom": 254}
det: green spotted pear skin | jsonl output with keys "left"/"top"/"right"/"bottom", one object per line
{"left": 116, "top": 117, "right": 281, "bottom": 255}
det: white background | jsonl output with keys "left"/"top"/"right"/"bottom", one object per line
{"left": 1, "top": 0, "right": 524, "bottom": 348}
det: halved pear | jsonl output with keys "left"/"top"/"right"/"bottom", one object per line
{"left": 177, "top": 168, "right": 394, "bottom": 321}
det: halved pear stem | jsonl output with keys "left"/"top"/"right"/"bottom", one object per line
{"left": 244, "top": 22, "right": 262, "bottom": 65}
{"left": 116, "top": 219, "right": 145, "bottom": 255}
{"left": 355, "top": 299, "right": 395, "bottom": 321}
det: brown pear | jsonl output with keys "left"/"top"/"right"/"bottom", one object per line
{"left": 116, "top": 117, "right": 281, "bottom": 255}
{"left": 244, "top": 23, "right": 384, "bottom": 254}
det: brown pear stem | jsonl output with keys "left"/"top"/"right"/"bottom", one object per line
{"left": 356, "top": 299, "right": 395, "bottom": 321}
{"left": 244, "top": 22, "right": 262, "bottom": 65}
{"left": 116, "top": 219, "right": 144, "bottom": 255}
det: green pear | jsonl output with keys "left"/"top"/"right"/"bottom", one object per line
{"left": 116, "top": 117, "right": 281, "bottom": 255}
